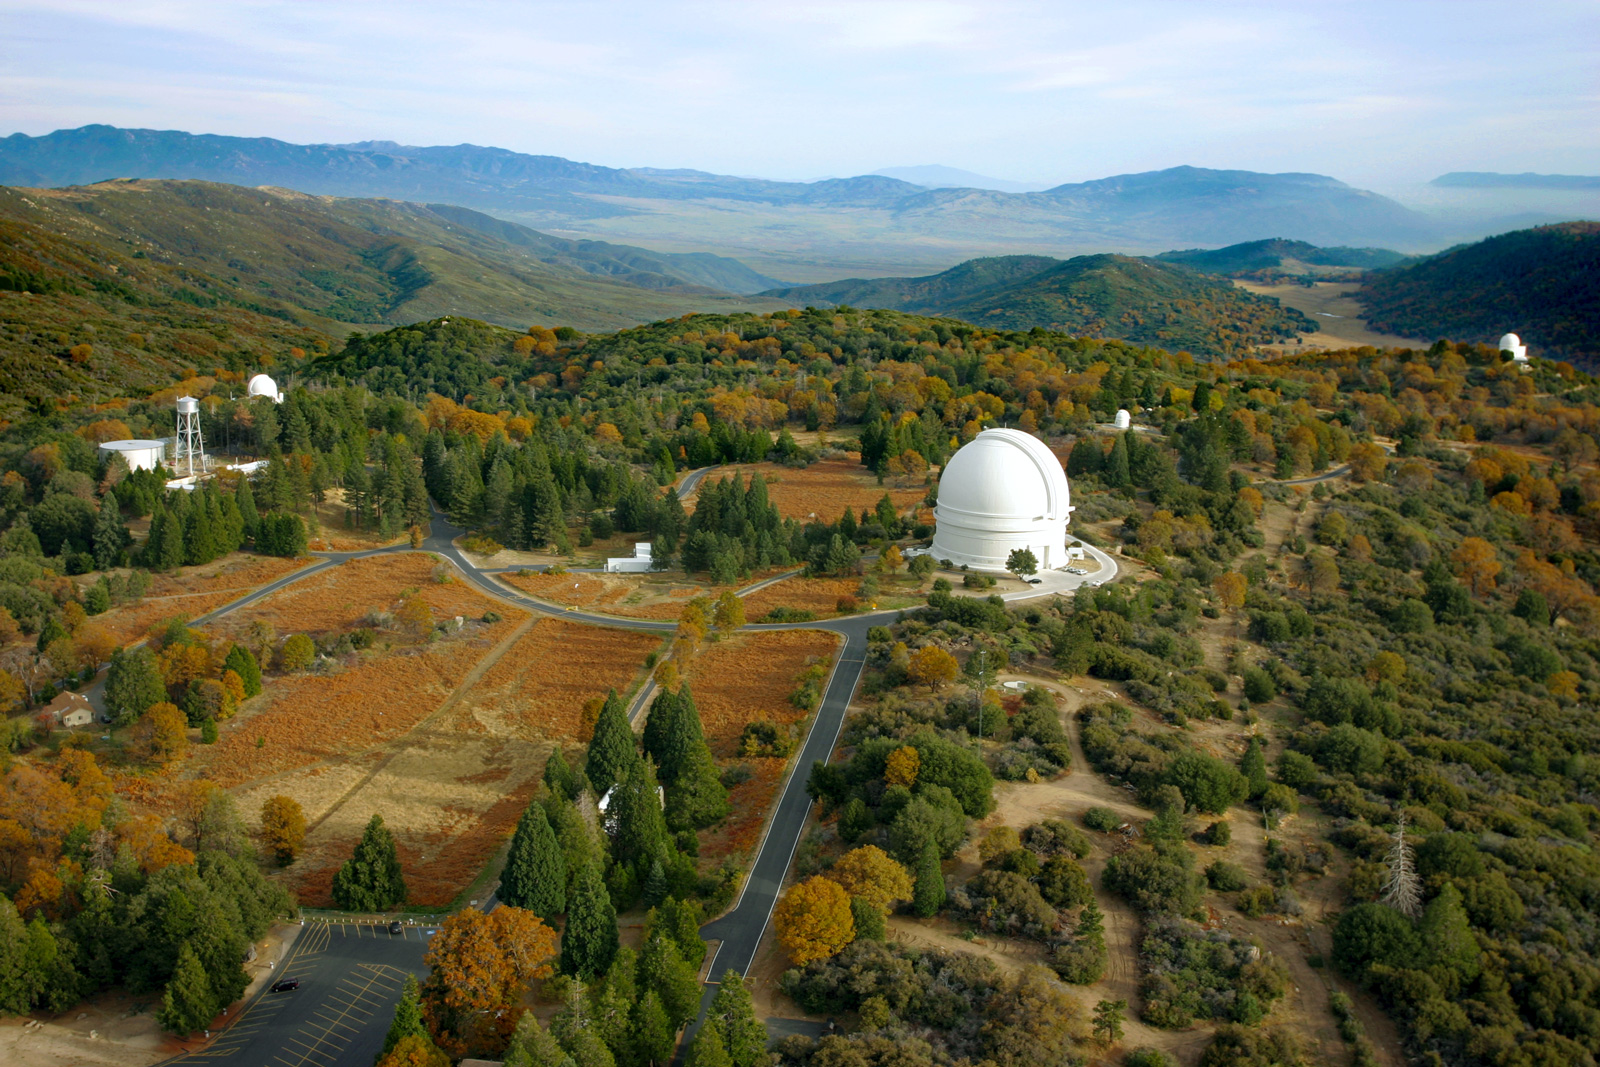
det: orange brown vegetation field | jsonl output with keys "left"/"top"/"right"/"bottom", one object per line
{"left": 683, "top": 629, "right": 841, "bottom": 864}
{"left": 740, "top": 576, "right": 861, "bottom": 621}
{"left": 94, "top": 553, "right": 310, "bottom": 644}
{"left": 222, "top": 552, "right": 520, "bottom": 637}
{"left": 707, "top": 458, "right": 926, "bottom": 522}
{"left": 192, "top": 622, "right": 521, "bottom": 788}
{"left": 496, "top": 568, "right": 787, "bottom": 620}
{"left": 444, "top": 618, "right": 663, "bottom": 740}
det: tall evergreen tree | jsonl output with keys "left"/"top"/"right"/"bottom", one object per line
{"left": 92, "top": 498, "right": 128, "bottom": 570}
{"left": 544, "top": 746, "right": 580, "bottom": 801}
{"left": 235, "top": 476, "right": 259, "bottom": 541}
{"left": 500, "top": 802, "right": 565, "bottom": 919}
{"left": 655, "top": 685, "right": 708, "bottom": 785}
{"left": 105, "top": 646, "right": 168, "bottom": 724}
{"left": 664, "top": 740, "right": 729, "bottom": 832}
{"left": 552, "top": 988, "right": 618, "bottom": 1067}
{"left": 684, "top": 1017, "right": 732, "bottom": 1067}
{"left": 640, "top": 689, "right": 682, "bottom": 779}
{"left": 912, "top": 841, "right": 945, "bottom": 917}
{"left": 585, "top": 690, "right": 637, "bottom": 798}
{"left": 709, "top": 971, "right": 768, "bottom": 1067}
{"left": 331, "top": 814, "right": 407, "bottom": 911}
{"left": 638, "top": 931, "right": 700, "bottom": 1029}
{"left": 560, "top": 862, "right": 618, "bottom": 979}
{"left": 611, "top": 758, "right": 671, "bottom": 876}
{"left": 157, "top": 942, "right": 213, "bottom": 1035}
{"left": 381, "top": 974, "right": 428, "bottom": 1057}
{"left": 631, "top": 991, "right": 675, "bottom": 1067}
{"left": 1104, "top": 433, "right": 1131, "bottom": 488}
{"left": 505, "top": 1010, "right": 577, "bottom": 1067}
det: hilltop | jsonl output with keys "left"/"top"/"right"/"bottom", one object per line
{"left": 0, "top": 179, "right": 796, "bottom": 417}
{"left": 0, "top": 127, "right": 1443, "bottom": 276}
{"left": 760, "top": 253, "right": 1316, "bottom": 357}
{"left": 1155, "top": 238, "right": 1413, "bottom": 280}
{"left": 1356, "top": 221, "right": 1600, "bottom": 362}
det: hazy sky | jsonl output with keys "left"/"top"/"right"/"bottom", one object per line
{"left": 2, "top": 0, "right": 1596, "bottom": 188}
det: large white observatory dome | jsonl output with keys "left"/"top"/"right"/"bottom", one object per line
{"left": 246, "top": 373, "right": 283, "bottom": 402}
{"left": 931, "top": 428, "right": 1073, "bottom": 572}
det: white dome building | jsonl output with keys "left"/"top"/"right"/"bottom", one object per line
{"left": 1114, "top": 408, "right": 1132, "bottom": 430}
{"left": 1498, "top": 333, "right": 1529, "bottom": 362}
{"left": 931, "top": 428, "right": 1073, "bottom": 572}
{"left": 246, "top": 373, "right": 284, "bottom": 403}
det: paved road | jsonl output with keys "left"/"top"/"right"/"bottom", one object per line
{"left": 163, "top": 922, "right": 430, "bottom": 1067}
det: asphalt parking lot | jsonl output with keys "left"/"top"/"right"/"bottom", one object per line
{"left": 163, "top": 921, "right": 430, "bottom": 1067}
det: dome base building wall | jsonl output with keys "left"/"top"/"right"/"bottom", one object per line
{"left": 931, "top": 428, "right": 1074, "bottom": 572}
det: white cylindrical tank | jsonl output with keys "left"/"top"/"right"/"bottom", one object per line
{"left": 97, "top": 440, "right": 166, "bottom": 472}
{"left": 176, "top": 396, "right": 200, "bottom": 415}
{"left": 931, "top": 428, "right": 1073, "bottom": 572}
{"left": 1114, "top": 409, "right": 1132, "bottom": 430}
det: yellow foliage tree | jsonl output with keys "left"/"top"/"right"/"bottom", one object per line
{"left": 261, "top": 795, "right": 306, "bottom": 864}
{"left": 132, "top": 703, "right": 189, "bottom": 764}
{"left": 878, "top": 546, "right": 904, "bottom": 574}
{"left": 422, "top": 906, "right": 558, "bottom": 1056}
{"left": 712, "top": 591, "right": 745, "bottom": 632}
{"left": 884, "top": 746, "right": 920, "bottom": 788}
{"left": 906, "top": 646, "right": 958, "bottom": 688}
{"left": 1212, "top": 572, "right": 1246, "bottom": 614}
{"left": 1451, "top": 537, "right": 1502, "bottom": 596}
{"left": 774, "top": 875, "right": 854, "bottom": 965}
{"left": 826, "top": 845, "right": 913, "bottom": 911}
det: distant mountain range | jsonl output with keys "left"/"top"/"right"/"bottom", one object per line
{"left": 761, "top": 253, "right": 1316, "bottom": 357}
{"left": 1356, "top": 221, "right": 1600, "bottom": 361}
{"left": 1432, "top": 172, "right": 1600, "bottom": 191}
{"left": 0, "top": 126, "right": 1449, "bottom": 274}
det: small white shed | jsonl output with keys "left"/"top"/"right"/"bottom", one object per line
{"left": 606, "top": 543, "right": 654, "bottom": 573}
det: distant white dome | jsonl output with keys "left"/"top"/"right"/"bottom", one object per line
{"left": 247, "top": 373, "right": 283, "bottom": 402}
{"left": 931, "top": 428, "right": 1073, "bottom": 571}
{"left": 1114, "top": 409, "right": 1132, "bottom": 430}
{"left": 1498, "top": 333, "right": 1529, "bottom": 362}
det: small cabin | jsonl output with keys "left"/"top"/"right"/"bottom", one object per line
{"left": 45, "top": 692, "right": 95, "bottom": 729}
{"left": 605, "top": 543, "right": 654, "bottom": 573}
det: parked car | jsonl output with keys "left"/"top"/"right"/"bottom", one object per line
{"left": 1026, "top": 578, "right": 1042, "bottom": 584}
{"left": 270, "top": 979, "right": 300, "bottom": 993}
{"left": 1066, "top": 567, "right": 1087, "bottom": 575}
{"left": 389, "top": 921, "right": 404, "bottom": 935}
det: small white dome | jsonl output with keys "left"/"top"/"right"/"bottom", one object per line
{"left": 1498, "top": 333, "right": 1522, "bottom": 351}
{"left": 1114, "top": 409, "right": 1132, "bottom": 430}
{"left": 247, "top": 373, "right": 279, "bottom": 398}
{"left": 932, "top": 428, "right": 1073, "bottom": 571}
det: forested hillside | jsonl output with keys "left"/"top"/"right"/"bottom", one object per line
{"left": 1358, "top": 222, "right": 1600, "bottom": 364}
{"left": 1, "top": 281, "right": 1600, "bottom": 1064}
{"left": 761, "top": 254, "right": 1317, "bottom": 357}
{"left": 1156, "top": 238, "right": 1412, "bottom": 279}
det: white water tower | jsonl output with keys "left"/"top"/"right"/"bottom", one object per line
{"left": 174, "top": 396, "right": 206, "bottom": 476}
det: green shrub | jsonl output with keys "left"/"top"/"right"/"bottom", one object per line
{"left": 1084, "top": 806, "right": 1121, "bottom": 833}
{"left": 1205, "top": 861, "right": 1249, "bottom": 892}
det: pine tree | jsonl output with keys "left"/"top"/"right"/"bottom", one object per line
{"left": 1419, "top": 881, "right": 1481, "bottom": 992}
{"left": 709, "top": 972, "right": 768, "bottom": 1067}
{"left": 611, "top": 758, "right": 671, "bottom": 876}
{"left": 1105, "top": 433, "right": 1131, "bottom": 488}
{"left": 381, "top": 974, "right": 427, "bottom": 1057}
{"left": 223, "top": 644, "right": 262, "bottom": 698}
{"left": 685, "top": 1016, "right": 732, "bottom": 1067}
{"left": 638, "top": 931, "right": 700, "bottom": 1028}
{"left": 505, "top": 1010, "right": 577, "bottom": 1067}
{"left": 147, "top": 506, "right": 185, "bottom": 569}
{"left": 642, "top": 859, "right": 668, "bottom": 909}
{"left": 1240, "top": 737, "right": 1269, "bottom": 800}
{"left": 665, "top": 740, "right": 730, "bottom": 832}
{"left": 331, "top": 814, "right": 407, "bottom": 911}
{"left": 105, "top": 646, "right": 168, "bottom": 724}
{"left": 912, "top": 841, "right": 945, "bottom": 917}
{"left": 560, "top": 862, "right": 618, "bottom": 979}
{"left": 235, "top": 476, "right": 259, "bottom": 541}
{"left": 157, "top": 942, "right": 213, "bottom": 1035}
{"left": 640, "top": 689, "right": 683, "bottom": 780}
{"left": 1381, "top": 815, "right": 1422, "bottom": 919}
{"left": 647, "top": 897, "right": 706, "bottom": 970}
{"left": 552, "top": 988, "right": 617, "bottom": 1067}
{"left": 92, "top": 498, "right": 127, "bottom": 570}
{"left": 544, "top": 746, "right": 579, "bottom": 801}
{"left": 586, "top": 690, "right": 637, "bottom": 799}
{"left": 501, "top": 802, "right": 565, "bottom": 919}
{"left": 631, "top": 990, "right": 675, "bottom": 1067}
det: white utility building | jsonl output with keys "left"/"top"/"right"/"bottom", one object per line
{"left": 1499, "top": 333, "right": 1529, "bottom": 362}
{"left": 246, "top": 373, "right": 285, "bottom": 403}
{"left": 606, "top": 543, "right": 654, "bottom": 573}
{"left": 97, "top": 439, "right": 165, "bottom": 472}
{"left": 931, "top": 428, "right": 1074, "bottom": 572}
{"left": 1114, "top": 408, "right": 1132, "bottom": 430}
